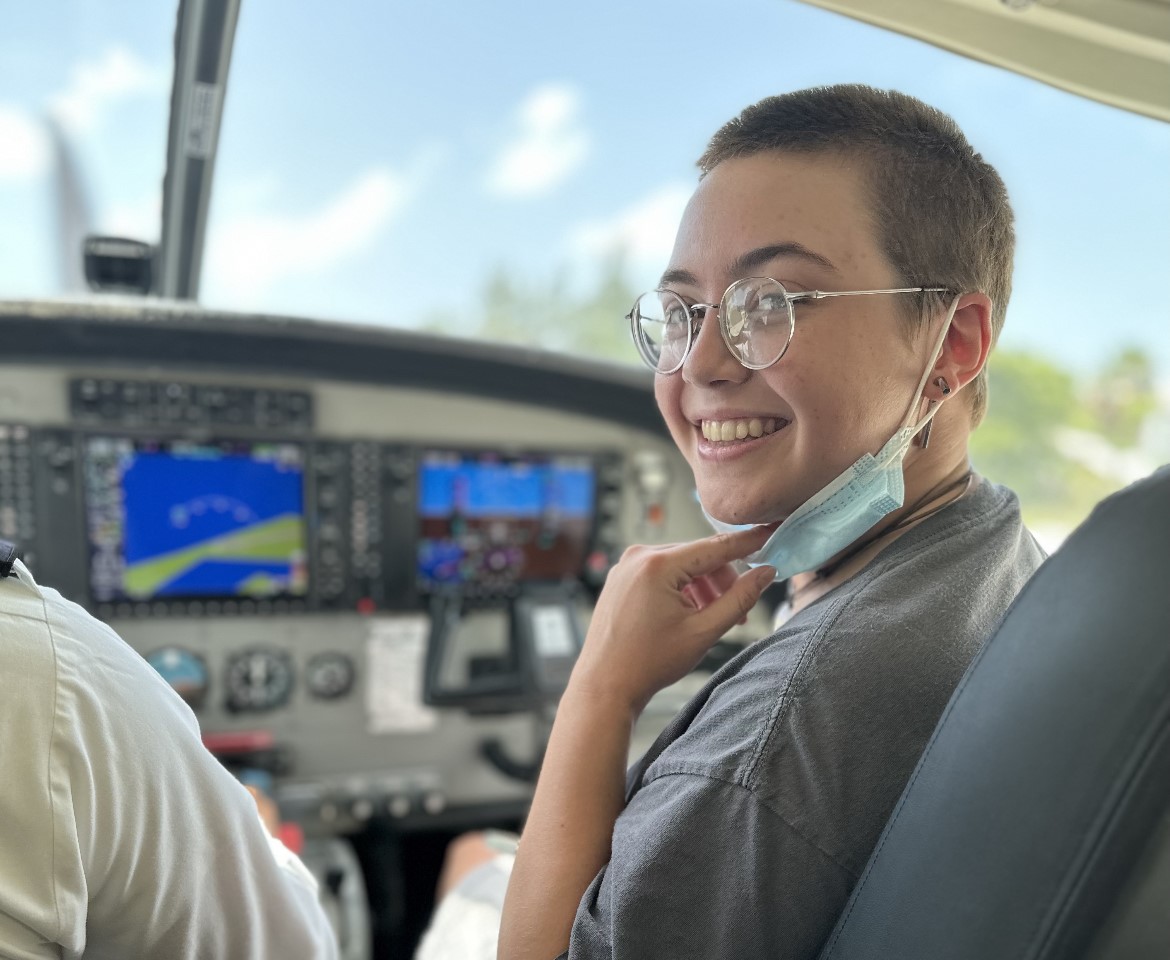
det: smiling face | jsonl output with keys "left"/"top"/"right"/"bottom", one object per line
{"left": 656, "top": 151, "right": 936, "bottom": 524}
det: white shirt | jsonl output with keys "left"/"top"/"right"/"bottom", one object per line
{"left": 0, "top": 560, "right": 339, "bottom": 959}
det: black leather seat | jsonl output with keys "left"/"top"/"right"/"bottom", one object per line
{"left": 819, "top": 467, "right": 1170, "bottom": 960}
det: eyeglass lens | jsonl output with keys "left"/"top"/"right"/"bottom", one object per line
{"left": 631, "top": 278, "right": 795, "bottom": 373}
{"left": 632, "top": 291, "right": 691, "bottom": 373}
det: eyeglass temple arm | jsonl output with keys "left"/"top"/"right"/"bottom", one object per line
{"left": 797, "top": 286, "right": 951, "bottom": 301}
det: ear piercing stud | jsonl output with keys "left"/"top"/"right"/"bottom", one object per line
{"left": 934, "top": 377, "right": 951, "bottom": 396}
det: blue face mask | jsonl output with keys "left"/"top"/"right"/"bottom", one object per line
{"left": 701, "top": 298, "right": 960, "bottom": 583}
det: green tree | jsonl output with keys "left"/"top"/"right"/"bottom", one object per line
{"left": 1084, "top": 347, "right": 1158, "bottom": 448}
{"left": 970, "top": 348, "right": 1159, "bottom": 530}
{"left": 418, "top": 253, "right": 640, "bottom": 365}
{"left": 564, "top": 251, "right": 640, "bottom": 363}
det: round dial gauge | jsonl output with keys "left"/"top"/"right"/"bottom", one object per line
{"left": 306, "top": 652, "right": 355, "bottom": 700}
{"left": 145, "top": 647, "right": 209, "bottom": 708}
{"left": 225, "top": 648, "right": 294, "bottom": 713}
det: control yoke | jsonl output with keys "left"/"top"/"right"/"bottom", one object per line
{"left": 424, "top": 585, "right": 585, "bottom": 782}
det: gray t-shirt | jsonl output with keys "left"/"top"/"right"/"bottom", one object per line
{"left": 563, "top": 478, "right": 1045, "bottom": 960}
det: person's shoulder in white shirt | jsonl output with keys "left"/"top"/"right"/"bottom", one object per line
{"left": 0, "top": 559, "right": 339, "bottom": 960}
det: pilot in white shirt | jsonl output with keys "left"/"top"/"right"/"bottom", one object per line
{"left": 0, "top": 556, "right": 339, "bottom": 960}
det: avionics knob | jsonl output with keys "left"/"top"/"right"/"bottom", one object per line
{"left": 422, "top": 791, "right": 446, "bottom": 816}
{"left": 387, "top": 795, "right": 412, "bottom": 819}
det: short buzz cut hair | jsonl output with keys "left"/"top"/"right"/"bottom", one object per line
{"left": 698, "top": 84, "right": 1014, "bottom": 427}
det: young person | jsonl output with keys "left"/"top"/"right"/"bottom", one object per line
{"left": 496, "top": 84, "right": 1045, "bottom": 960}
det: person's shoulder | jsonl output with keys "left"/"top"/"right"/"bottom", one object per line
{"left": 0, "top": 559, "right": 196, "bottom": 739}
{"left": 0, "top": 561, "right": 69, "bottom": 750}
{"left": 798, "top": 478, "right": 1039, "bottom": 666}
{"left": 867, "top": 477, "right": 1046, "bottom": 616}
{"left": 0, "top": 559, "right": 55, "bottom": 627}
{"left": 900, "top": 476, "right": 1044, "bottom": 569}
{"left": 2, "top": 559, "right": 113, "bottom": 640}
{"left": 0, "top": 560, "right": 83, "bottom": 682}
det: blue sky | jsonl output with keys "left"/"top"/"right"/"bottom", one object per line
{"left": 3, "top": 0, "right": 1168, "bottom": 383}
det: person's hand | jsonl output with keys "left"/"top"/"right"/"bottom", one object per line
{"left": 571, "top": 526, "right": 776, "bottom": 715}
{"left": 245, "top": 784, "right": 281, "bottom": 838}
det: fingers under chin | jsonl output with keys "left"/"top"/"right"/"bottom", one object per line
{"left": 679, "top": 527, "right": 773, "bottom": 578}
{"left": 692, "top": 567, "right": 774, "bottom": 635}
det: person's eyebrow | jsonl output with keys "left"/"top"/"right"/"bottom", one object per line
{"left": 730, "top": 242, "right": 838, "bottom": 276}
{"left": 658, "top": 242, "right": 838, "bottom": 290}
{"left": 658, "top": 267, "right": 699, "bottom": 288}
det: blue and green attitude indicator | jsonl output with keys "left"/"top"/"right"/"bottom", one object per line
{"left": 86, "top": 438, "right": 308, "bottom": 601}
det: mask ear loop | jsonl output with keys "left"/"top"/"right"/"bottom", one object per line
{"left": 901, "top": 294, "right": 962, "bottom": 444}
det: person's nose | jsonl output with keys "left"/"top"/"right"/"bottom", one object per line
{"left": 682, "top": 303, "right": 749, "bottom": 387}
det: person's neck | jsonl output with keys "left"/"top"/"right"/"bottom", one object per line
{"left": 787, "top": 445, "right": 976, "bottom": 613}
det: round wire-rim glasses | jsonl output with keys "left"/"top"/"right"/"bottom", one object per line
{"left": 627, "top": 277, "right": 951, "bottom": 374}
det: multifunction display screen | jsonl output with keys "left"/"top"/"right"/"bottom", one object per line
{"left": 84, "top": 438, "right": 308, "bottom": 603}
{"left": 417, "top": 451, "right": 595, "bottom": 592}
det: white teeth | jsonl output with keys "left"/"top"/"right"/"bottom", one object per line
{"left": 701, "top": 417, "right": 786, "bottom": 443}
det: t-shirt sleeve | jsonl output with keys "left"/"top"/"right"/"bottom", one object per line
{"left": 563, "top": 771, "right": 856, "bottom": 960}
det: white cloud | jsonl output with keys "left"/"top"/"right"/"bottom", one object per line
{"left": 205, "top": 168, "right": 410, "bottom": 302}
{"left": 487, "top": 84, "right": 589, "bottom": 198}
{"left": 0, "top": 104, "right": 49, "bottom": 181}
{"left": 49, "top": 46, "right": 166, "bottom": 135}
{"left": 568, "top": 182, "right": 693, "bottom": 288}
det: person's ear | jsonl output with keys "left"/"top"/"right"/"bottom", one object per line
{"left": 930, "top": 292, "right": 993, "bottom": 400}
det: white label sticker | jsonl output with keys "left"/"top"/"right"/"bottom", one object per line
{"left": 365, "top": 616, "right": 439, "bottom": 734}
{"left": 185, "top": 82, "right": 221, "bottom": 159}
{"left": 532, "top": 604, "right": 576, "bottom": 658}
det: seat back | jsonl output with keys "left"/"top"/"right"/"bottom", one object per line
{"left": 819, "top": 467, "right": 1170, "bottom": 960}
{"left": 1084, "top": 803, "right": 1170, "bottom": 960}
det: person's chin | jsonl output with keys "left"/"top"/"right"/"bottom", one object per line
{"left": 698, "top": 489, "right": 787, "bottom": 527}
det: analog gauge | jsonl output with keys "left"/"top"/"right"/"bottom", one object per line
{"left": 145, "top": 647, "right": 209, "bottom": 708}
{"left": 224, "top": 648, "right": 294, "bottom": 713}
{"left": 306, "top": 652, "right": 355, "bottom": 700}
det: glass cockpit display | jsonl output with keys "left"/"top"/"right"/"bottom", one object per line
{"left": 84, "top": 438, "right": 308, "bottom": 603}
{"left": 417, "top": 451, "right": 596, "bottom": 593}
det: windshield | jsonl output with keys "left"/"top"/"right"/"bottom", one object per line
{"left": 3, "top": 0, "right": 1169, "bottom": 542}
